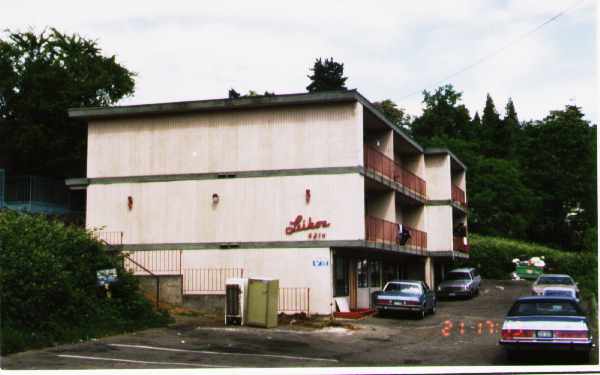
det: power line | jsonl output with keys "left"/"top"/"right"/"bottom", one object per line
{"left": 398, "top": 0, "right": 587, "bottom": 101}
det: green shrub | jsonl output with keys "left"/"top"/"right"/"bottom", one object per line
{"left": 0, "top": 210, "right": 171, "bottom": 354}
{"left": 453, "top": 234, "right": 597, "bottom": 299}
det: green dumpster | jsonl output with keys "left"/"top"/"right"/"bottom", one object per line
{"left": 515, "top": 262, "right": 544, "bottom": 280}
{"left": 246, "top": 278, "right": 279, "bottom": 328}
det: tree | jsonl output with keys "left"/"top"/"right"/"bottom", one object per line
{"left": 373, "top": 99, "right": 411, "bottom": 131}
{"left": 228, "top": 89, "right": 241, "bottom": 99}
{"left": 0, "top": 28, "right": 135, "bottom": 178}
{"left": 517, "top": 105, "right": 596, "bottom": 249}
{"left": 306, "top": 57, "right": 347, "bottom": 92}
{"left": 410, "top": 85, "right": 471, "bottom": 142}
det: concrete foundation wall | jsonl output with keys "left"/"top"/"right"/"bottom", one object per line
{"left": 136, "top": 275, "right": 183, "bottom": 305}
{"left": 181, "top": 247, "right": 333, "bottom": 315}
{"left": 183, "top": 294, "right": 225, "bottom": 314}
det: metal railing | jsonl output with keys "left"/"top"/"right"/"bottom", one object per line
{"left": 452, "top": 184, "right": 467, "bottom": 207}
{"left": 453, "top": 236, "right": 469, "bottom": 253}
{"left": 278, "top": 287, "right": 310, "bottom": 316}
{"left": 121, "top": 252, "right": 160, "bottom": 309}
{"left": 124, "top": 250, "right": 182, "bottom": 275}
{"left": 92, "top": 231, "right": 124, "bottom": 246}
{"left": 365, "top": 216, "right": 427, "bottom": 252}
{"left": 182, "top": 268, "right": 244, "bottom": 294}
{"left": 364, "top": 145, "right": 426, "bottom": 197}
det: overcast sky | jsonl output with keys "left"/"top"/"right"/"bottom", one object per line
{"left": 3, "top": 0, "right": 597, "bottom": 123}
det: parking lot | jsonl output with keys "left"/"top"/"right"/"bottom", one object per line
{"left": 2, "top": 279, "right": 597, "bottom": 369}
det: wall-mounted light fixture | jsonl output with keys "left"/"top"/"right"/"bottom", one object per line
{"left": 127, "top": 196, "right": 133, "bottom": 210}
{"left": 305, "top": 189, "right": 311, "bottom": 204}
{"left": 212, "top": 193, "right": 220, "bottom": 205}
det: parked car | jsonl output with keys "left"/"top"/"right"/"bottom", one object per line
{"left": 532, "top": 274, "right": 579, "bottom": 301}
{"left": 373, "top": 280, "right": 436, "bottom": 319}
{"left": 499, "top": 296, "right": 593, "bottom": 361}
{"left": 436, "top": 267, "right": 481, "bottom": 298}
{"left": 542, "top": 287, "right": 579, "bottom": 302}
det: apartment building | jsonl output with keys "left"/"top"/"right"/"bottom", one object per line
{"left": 67, "top": 90, "right": 468, "bottom": 315}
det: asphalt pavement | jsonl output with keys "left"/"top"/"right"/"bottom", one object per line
{"left": 2, "top": 279, "right": 597, "bottom": 369}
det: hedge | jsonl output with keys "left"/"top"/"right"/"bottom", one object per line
{"left": 0, "top": 210, "right": 171, "bottom": 354}
{"left": 453, "top": 234, "right": 597, "bottom": 300}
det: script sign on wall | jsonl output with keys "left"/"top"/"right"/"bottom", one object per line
{"left": 285, "top": 214, "right": 331, "bottom": 240}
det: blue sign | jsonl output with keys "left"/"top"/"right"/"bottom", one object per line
{"left": 312, "top": 259, "right": 329, "bottom": 267}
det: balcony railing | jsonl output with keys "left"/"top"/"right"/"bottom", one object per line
{"left": 451, "top": 184, "right": 467, "bottom": 207}
{"left": 92, "top": 231, "right": 124, "bottom": 246}
{"left": 364, "top": 145, "right": 426, "bottom": 198}
{"left": 453, "top": 236, "right": 469, "bottom": 253}
{"left": 365, "top": 216, "right": 427, "bottom": 252}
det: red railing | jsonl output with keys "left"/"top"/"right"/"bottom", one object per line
{"left": 452, "top": 184, "right": 467, "bottom": 207}
{"left": 364, "top": 145, "right": 426, "bottom": 197}
{"left": 365, "top": 216, "right": 427, "bottom": 252}
{"left": 124, "top": 250, "right": 182, "bottom": 275}
{"left": 278, "top": 287, "right": 310, "bottom": 316}
{"left": 453, "top": 236, "right": 469, "bottom": 253}
{"left": 182, "top": 268, "right": 244, "bottom": 294}
{"left": 92, "top": 231, "right": 123, "bottom": 246}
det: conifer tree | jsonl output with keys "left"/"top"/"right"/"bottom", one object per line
{"left": 306, "top": 57, "right": 348, "bottom": 92}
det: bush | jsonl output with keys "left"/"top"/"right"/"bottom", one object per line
{"left": 0, "top": 210, "right": 171, "bottom": 354}
{"left": 453, "top": 234, "right": 597, "bottom": 300}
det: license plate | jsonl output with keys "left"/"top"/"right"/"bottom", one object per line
{"left": 448, "top": 293, "right": 456, "bottom": 296}
{"left": 537, "top": 330, "right": 553, "bottom": 338}
{"left": 393, "top": 301, "right": 403, "bottom": 306}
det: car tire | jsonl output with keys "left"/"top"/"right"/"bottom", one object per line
{"left": 418, "top": 308, "right": 425, "bottom": 319}
{"left": 505, "top": 349, "right": 518, "bottom": 361}
{"left": 431, "top": 302, "right": 437, "bottom": 314}
{"left": 580, "top": 351, "right": 591, "bottom": 363}
{"left": 377, "top": 309, "right": 387, "bottom": 318}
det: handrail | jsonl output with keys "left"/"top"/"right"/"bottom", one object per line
{"left": 365, "top": 215, "right": 427, "bottom": 252}
{"left": 122, "top": 252, "right": 160, "bottom": 309}
{"left": 364, "top": 145, "right": 426, "bottom": 197}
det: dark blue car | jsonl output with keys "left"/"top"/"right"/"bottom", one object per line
{"left": 373, "top": 280, "right": 436, "bottom": 319}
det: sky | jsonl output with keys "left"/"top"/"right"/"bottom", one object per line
{"left": 2, "top": 0, "right": 597, "bottom": 123}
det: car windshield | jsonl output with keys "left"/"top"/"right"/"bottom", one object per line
{"left": 384, "top": 283, "right": 422, "bottom": 295}
{"left": 508, "top": 300, "right": 582, "bottom": 317}
{"left": 445, "top": 272, "right": 471, "bottom": 281}
{"left": 537, "top": 276, "right": 573, "bottom": 285}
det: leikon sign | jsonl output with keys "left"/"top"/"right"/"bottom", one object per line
{"left": 285, "top": 214, "right": 331, "bottom": 235}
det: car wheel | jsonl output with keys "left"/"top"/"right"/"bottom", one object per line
{"left": 431, "top": 302, "right": 437, "bottom": 314}
{"left": 377, "top": 309, "right": 387, "bottom": 318}
{"left": 505, "top": 349, "right": 518, "bottom": 361}
{"left": 579, "top": 351, "right": 591, "bottom": 363}
{"left": 418, "top": 308, "right": 425, "bottom": 319}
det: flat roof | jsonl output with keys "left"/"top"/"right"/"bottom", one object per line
{"left": 68, "top": 89, "right": 423, "bottom": 153}
{"left": 424, "top": 148, "right": 467, "bottom": 171}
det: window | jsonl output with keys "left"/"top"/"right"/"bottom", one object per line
{"left": 369, "top": 260, "right": 382, "bottom": 288}
{"left": 384, "top": 282, "right": 422, "bottom": 295}
{"left": 445, "top": 272, "right": 471, "bottom": 281}
{"left": 508, "top": 300, "right": 582, "bottom": 317}
{"left": 357, "top": 259, "right": 368, "bottom": 288}
{"left": 333, "top": 256, "right": 348, "bottom": 297}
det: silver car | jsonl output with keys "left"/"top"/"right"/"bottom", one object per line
{"left": 532, "top": 274, "right": 580, "bottom": 301}
{"left": 436, "top": 267, "right": 481, "bottom": 298}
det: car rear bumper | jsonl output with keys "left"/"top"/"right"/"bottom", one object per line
{"left": 376, "top": 304, "right": 423, "bottom": 312}
{"left": 500, "top": 339, "right": 593, "bottom": 352}
{"left": 437, "top": 290, "right": 470, "bottom": 297}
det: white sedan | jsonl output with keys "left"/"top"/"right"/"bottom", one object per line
{"left": 500, "top": 296, "right": 593, "bottom": 362}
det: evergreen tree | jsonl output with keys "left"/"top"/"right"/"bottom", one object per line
{"left": 373, "top": 99, "right": 411, "bottom": 131}
{"left": 228, "top": 89, "right": 241, "bottom": 99}
{"left": 306, "top": 57, "right": 348, "bottom": 92}
{"left": 480, "top": 94, "right": 504, "bottom": 158}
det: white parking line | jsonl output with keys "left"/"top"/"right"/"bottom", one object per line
{"left": 108, "top": 343, "right": 339, "bottom": 363}
{"left": 56, "top": 354, "right": 228, "bottom": 367}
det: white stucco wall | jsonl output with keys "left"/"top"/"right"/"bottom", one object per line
{"left": 87, "top": 103, "right": 362, "bottom": 178}
{"left": 424, "top": 154, "right": 451, "bottom": 200}
{"left": 182, "top": 248, "right": 333, "bottom": 315}
{"left": 86, "top": 174, "right": 365, "bottom": 244}
{"left": 424, "top": 205, "right": 453, "bottom": 251}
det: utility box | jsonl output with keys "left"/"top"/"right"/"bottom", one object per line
{"left": 225, "top": 278, "right": 247, "bottom": 325}
{"left": 246, "top": 278, "right": 279, "bottom": 328}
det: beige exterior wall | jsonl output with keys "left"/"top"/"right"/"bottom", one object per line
{"left": 86, "top": 174, "right": 365, "bottom": 244}
{"left": 365, "top": 129, "right": 394, "bottom": 159}
{"left": 87, "top": 103, "right": 362, "bottom": 178}
{"left": 424, "top": 205, "right": 453, "bottom": 251}
{"left": 451, "top": 169, "right": 467, "bottom": 199}
{"left": 366, "top": 190, "right": 395, "bottom": 222}
{"left": 182, "top": 248, "right": 333, "bottom": 315}
{"left": 402, "top": 154, "right": 425, "bottom": 178}
{"left": 424, "top": 154, "right": 451, "bottom": 200}
{"left": 402, "top": 205, "right": 425, "bottom": 230}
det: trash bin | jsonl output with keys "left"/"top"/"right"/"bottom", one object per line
{"left": 515, "top": 262, "right": 544, "bottom": 280}
{"left": 246, "top": 278, "right": 279, "bottom": 328}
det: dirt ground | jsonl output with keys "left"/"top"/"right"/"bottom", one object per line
{"left": 2, "top": 279, "right": 597, "bottom": 369}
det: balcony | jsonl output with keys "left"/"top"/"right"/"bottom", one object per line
{"left": 453, "top": 236, "right": 469, "bottom": 253}
{"left": 365, "top": 216, "right": 427, "bottom": 253}
{"left": 364, "top": 145, "right": 426, "bottom": 198}
{"left": 451, "top": 184, "right": 467, "bottom": 207}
